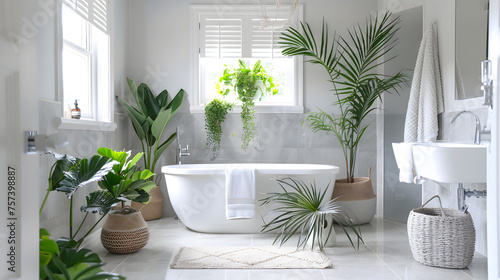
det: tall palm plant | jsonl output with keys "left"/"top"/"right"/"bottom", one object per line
{"left": 280, "top": 12, "right": 409, "bottom": 182}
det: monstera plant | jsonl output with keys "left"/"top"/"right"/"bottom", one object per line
{"left": 39, "top": 148, "right": 155, "bottom": 279}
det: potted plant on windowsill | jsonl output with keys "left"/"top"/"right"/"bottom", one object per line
{"left": 279, "top": 12, "right": 409, "bottom": 224}
{"left": 116, "top": 78, "right": 185, "bottom": 220}
{"left": 260, "top": 177, "right": 364, "bottom": 251}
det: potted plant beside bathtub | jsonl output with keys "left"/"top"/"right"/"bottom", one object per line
{"left": 116, "top": 78, "right": 185, "bottom": 220}
{"left": 261, "top": 177, "right": 364, "bottom": 251}
{"left": 91, "top": 148, "right": 157, "bottom": 253}
{"left": 279, "top": 12, "right": 409, "bottom": 224}
{"left": 39, "top": 152, "right": 125, "bottom": 279}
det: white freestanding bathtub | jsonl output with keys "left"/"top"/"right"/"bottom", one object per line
{"left": 162, "top": 164, "right": 339, "bottom": 233}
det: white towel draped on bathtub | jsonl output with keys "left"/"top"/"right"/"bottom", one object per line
{"left": 225, "top": 165, "right": 256, "bottom": 219}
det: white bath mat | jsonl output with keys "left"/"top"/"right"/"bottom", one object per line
{"left": 170, "top": 246, "right": 331, "bottom": 269}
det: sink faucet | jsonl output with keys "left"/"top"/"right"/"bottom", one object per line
{"left": 450, "top": 110, "right": 481, "bottom": 145}
{"left": 176, "top": 127, "right": 190, "bottom": 165}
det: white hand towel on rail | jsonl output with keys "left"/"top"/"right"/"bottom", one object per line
{"left": 392, "top": 142, "right": 417, "bottom": 183}
{"left": 225, "top": 164, "right": 256, "bottom": 220}
{"left": 404, "top": 22, "right": 444, "bottom": 143}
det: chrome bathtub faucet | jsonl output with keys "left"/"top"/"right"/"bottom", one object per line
{"left": 176, "top": 126, "right": 190, "bottom": 165}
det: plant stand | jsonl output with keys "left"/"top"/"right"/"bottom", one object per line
{"left": 332, "top": 177, "right": 376, "bottom": 225}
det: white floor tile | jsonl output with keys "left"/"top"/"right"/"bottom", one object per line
{"left": 94, "top": 217, "right": 488, "bottom": 280}
{"left": 388, "top": 263, "right": 474, "bottom": 280}
{"left": 322, "top": 264, "right": 400, "bottom": 280}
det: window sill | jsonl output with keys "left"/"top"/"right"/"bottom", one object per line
{"left": 190, "top": 105, "right": 304, "bottom": 114}
{"left": 56, "top": 117, "right": 117, "bottom": 132}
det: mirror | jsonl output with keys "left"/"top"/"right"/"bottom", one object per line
{"left": 455, "top": 0, "right": 489, "bottom": 100}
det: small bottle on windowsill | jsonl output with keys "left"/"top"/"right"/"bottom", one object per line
{"left": 71, "top": 99, "right": 81, "bottom": 119}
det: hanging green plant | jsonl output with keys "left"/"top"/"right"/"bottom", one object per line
{"left": 217, "top": 60, "right": 278, "bottom": 150}
{"left": 205, "top": 98, "right": 234, "bottom": 161}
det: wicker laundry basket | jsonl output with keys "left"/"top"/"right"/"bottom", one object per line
{"left": 407, "top": 195, "right": 475, "bottom": 269}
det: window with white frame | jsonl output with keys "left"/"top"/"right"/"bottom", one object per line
{"left": 61, "top": 0, "right": 111, "bottom": 122}
{"left": 191, "top": 5, "right": 303, "bottom": 113}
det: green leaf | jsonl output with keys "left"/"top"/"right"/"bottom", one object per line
{"left": 165, "top": 89, "right": 185, "bottom": 115}
{"left": 97, "top": 148, "right": 128, "bottom": 174}
{"left": 47, "top": 254, "right": 71, "bottom": 280}
{"left": 116, "top": 95, "right": 147, "bottom": 140}
{"left": 127, "top": 152, "right": 143, "bottom": 170}
{"left": 49, "top": 156, "right": 78, "bottom": 192}
{"left": 56, "top": 155, "right": 117, "bottom": 198}
{"left": 56, "top": 237, "right": 81, "bottom": 251}
{"left": 40, "top": 237, "right": 59, "bottom": 255}
{"left": 81, "top": 191, "right": 119, "bottom": 215}
{"left": 98, "top": 172, "right": 123, "bottom": 192}
{"left": 131, "top": 169, "right": 155, "bottom": 181}
{"left": 127, "top": 189, "right": 150, "bottom": 204}
{"left": 59, "top": 247, "right": 102, "bottom": 268}
{"left": 123, "top": 180, "right": 156, "bottom": 203}
{"left": 153, "top": 133, "right": 176, "bottom": 168}
{"left": 151, "top": 108, "right": 172, "bottom": 140}
{"left": 40, "top": 252, "right": 52, "bottom": 279}
{"left": 156, "top": 89, "right": 169, "bottom": 108}
{"left": 126, "top": 78, "right": 149, "bottom": 116}
{"left": 72, "top": 263, "right": 125, "bottom": 280}
{"left": 139, "top": 83, "right": 160, "bottom": 120}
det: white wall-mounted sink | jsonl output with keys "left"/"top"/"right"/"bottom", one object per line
{"left": 393, "top": 142, "right": 487, "bottom": 183}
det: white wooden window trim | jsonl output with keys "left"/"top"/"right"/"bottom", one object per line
{"left": 190, "top": 5, "right": 303, "bottom": 114}
{"left": 56, "top": 0, "right": 115, "bottom": 130}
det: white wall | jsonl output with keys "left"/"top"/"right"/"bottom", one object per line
{"left": 125, "top": 0, "right": 383, "bottom": 218}
{"left": 0, "top": 1, "right": 20, "bottom": 277}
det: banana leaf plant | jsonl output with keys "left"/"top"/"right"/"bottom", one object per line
{"left": 116, "top": 78, "right": 185, "bottom": 175}
{"left": 260, "top": 177, "right": 364, "bottom": 251}
{"left": 279, "top": 12, "right": 409, "bottom": 182}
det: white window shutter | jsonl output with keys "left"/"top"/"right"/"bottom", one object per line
{"left": 251, "top": 18, "right": 287, "bottom": 59}
{"left": 198, "top": 8, "right": 292, "bottom": 59}
{"left": 64, "top": 0, "right": 108, "bottom": 33}
{"left": 199, "top": 16, "right": 243, "bottom": 58}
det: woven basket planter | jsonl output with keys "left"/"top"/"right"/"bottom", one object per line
{"left": 407, "top": 195, "right": 476, "bottom": 268}
{"left": 101, "top": 207, "right": 150, "bottom": 254}
{"left": 131, "top": 186, "right": 164, "bottom": 221}
{"left": 332, "top": 177, "right": 376, "bottom": 225}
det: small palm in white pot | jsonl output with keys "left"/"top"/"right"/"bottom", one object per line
{"left": 260, "top": 177, "right": 364, "bottom": 251}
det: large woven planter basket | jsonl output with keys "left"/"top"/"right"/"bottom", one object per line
{"left": 101, "top": 207, "right": 149, "bottom": 254}
{"left": 332, "top": 177, "right": 376, "bottom": 225}
{"left": 131, "top": 185, "right": 164, "bottom": 221}
{"left": 407, "top": 195, "right": 475, "bottom": 268}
